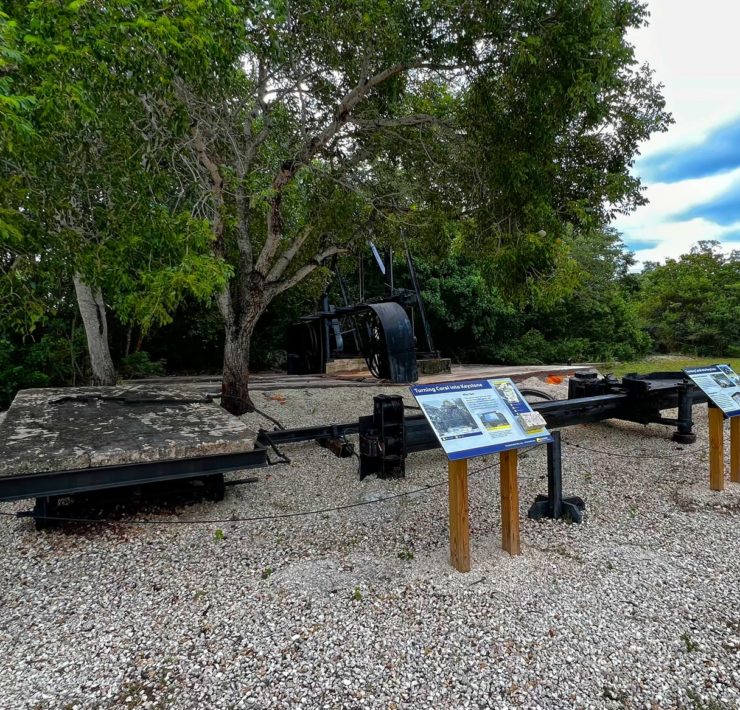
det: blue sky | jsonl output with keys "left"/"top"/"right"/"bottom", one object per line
{"left": 614, "top": 0, "right": 740, "bottom": 266}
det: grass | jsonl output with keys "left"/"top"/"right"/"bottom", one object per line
{"left": 605, "top": 355, "right": 740, "bottom": 378}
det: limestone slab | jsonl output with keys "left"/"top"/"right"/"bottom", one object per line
{"left": 0, "top": 386, "right": 255, "bottom": 477}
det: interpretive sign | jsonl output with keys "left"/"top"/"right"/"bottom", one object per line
{"left": 410, "top": 378, "right": 553, "bottom": 460}
{"left": 684, "top": 364, "right": 740, "bottom": 418}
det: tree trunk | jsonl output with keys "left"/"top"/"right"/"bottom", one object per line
{"left": 73, "top": 274, "right": 116, "bottom": 386}
{"left": 221, "top": 317, "right": 256, "bottom": 415}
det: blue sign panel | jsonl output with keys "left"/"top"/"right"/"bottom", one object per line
{"left": 684, "top": 364, "right": 740, "bottom": 418}
{"left": 410, "top": 378, "right": 553, "bottom": 461}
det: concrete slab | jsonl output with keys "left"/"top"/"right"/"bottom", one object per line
{"left": 0, "top": 385, "right": 255, "bottom": 477}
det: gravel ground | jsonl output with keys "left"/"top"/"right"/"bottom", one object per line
{"left": 1, "top": 378, "right": 740, "bottom": 709}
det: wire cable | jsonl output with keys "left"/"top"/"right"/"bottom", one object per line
{"left": 0, "top": 460, "right": 503, "bottom": 527}
{"left": 217, "top": 393, "right": 286, "bottom": 431}
{"left": 562, "top": 439, "right": 708, "bottom": 460}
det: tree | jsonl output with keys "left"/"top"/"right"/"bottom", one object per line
{"left": 131, "top": 0, "right": 669, "bottom": 413}
{"left": 4, "top": 1, "right": 669, "bottom": 411}
{"left": 639, "top": 241, "right": 740, "bottom": 356}
{"left": 5, "top": 1, "right": 231, "bottom": 383}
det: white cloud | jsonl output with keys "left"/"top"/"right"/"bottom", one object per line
{"left": 628, "top": 0, "right": 740, "bottom": 156}
{"left": 616, "top": 0, "right": 740, "bottom": 265}
{"left": 624, "top": 219, "right": 740, "bottom": 265}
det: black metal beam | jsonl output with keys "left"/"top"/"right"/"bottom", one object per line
{"left": 258, "top": 387, "right": 704, "bottom": 457}
{"left": 258, "top": 423, "right": 360, "bottom": 446}
{"left": 0, "top": 447, "right": 268, "bottom": 502}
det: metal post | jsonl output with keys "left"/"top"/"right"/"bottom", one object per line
{"left": 384, "top": 248, "right": 394, "bottom": 295}
{"left": 673, "top": 383, "right": 697, "bottom": 444}
{"left": 548, "top": 432, "right": 563, "bottom": 519}
{"left": 404, "top": 239, "right": 436, "bottom": 356}
{"left": 320, "top": 292, "right": 331, "bottom": 371}
{"left": 527, "top": 431, "right": 585, "bottom": 523}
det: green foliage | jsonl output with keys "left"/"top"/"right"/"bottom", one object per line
{"left": 2, "top": 0, "right": 232, "bottom": 352}
{"left": 681, "top": 632, "right": 699, "bottom": 653}
{"left": 0, "top": 318, "right": 87, "bottom": 409}
{"left": 412, "top": 254, "right": 515, "bottom": 362}
{"left": 448, "top": 0, "right": 670, "bottom": 284}
{"left": 397, "top": 547, "right": 414, "bottom": 562}
{"left": 609, "top": 356, "right": 740, "bottom": 378}
{"left": 117, "top": 352, "right": 166, "bottom": 380}
{"left": 411, "top": 230, "right": 648, "bottom": 365}
{"left": 639, "top": 242, "right": 740, "bottom": 356}
{"left": 0, "top": 0, "right": 670, "bottom": 396}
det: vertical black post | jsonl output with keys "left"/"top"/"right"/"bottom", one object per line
{"left": 359, "top": 252, "right": 364, "bottom": 302}
{"left": 404, "top": 239, "right": 436, "bottom": 356}
{"left": 384, "top": 248, "right": 394, "bottom": 295}
{"left": 548, "top": 431, "right": 563, "bottom": 519}
{"left": 320, "top": 292, "right": 331, "bottom": 371}
{"left": 528, "top": 430, "right": 585, "bottom": 523}
{"left": 673, "top": 383, "right": 697, "bottom": 444}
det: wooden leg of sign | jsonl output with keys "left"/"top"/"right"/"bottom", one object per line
{"left": 499, "top": 450, "right": 521, "bottom": 556}
{"left": 731, "top": 417, "right": 740, "bottom": 484}
{"left": 708, "top": 405, "right": 725, "bottom": 492}
{"left": 448, "top": 458, "right": 471, "bottom": 572}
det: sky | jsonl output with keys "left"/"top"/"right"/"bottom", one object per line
{"left": 614, "top": 0, "right": 740, "bottom": 266}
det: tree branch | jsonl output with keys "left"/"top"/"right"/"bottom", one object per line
{"left": 254, "top": 61, "right": 416, "bottom": 276}
{"left": 269, "top": 245, "right": 346, "bottom": 297}
{"left": 191, "top": 129, "right": 225, "bottom": 246}
{"left": 265, "top": 225, "right": 314, "bottom": 283}
{"left": 348, "top": 114, "right": 447, "bottom": 129}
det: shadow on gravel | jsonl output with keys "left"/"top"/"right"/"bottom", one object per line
{"left": 30, "top": 477, "right": 249, "bottom": 534}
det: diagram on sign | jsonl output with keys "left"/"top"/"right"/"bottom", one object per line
{"left": 684, "top": 364, "right": 740, "bottom": 417}
{"left": 410, "top": 378, "right": 552, "bottom": 460}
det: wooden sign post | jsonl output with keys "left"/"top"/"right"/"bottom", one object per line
{"left": 732, "top": 416, "right": 740, "bottom": 484}
{"left": 707, "top": 404, "right": 740, "bottom": 490}
{"left": 447, "top": 451, "right": 522, "bottom": 573}
{"left": 447, "top": 459, "right": 471, "bottom": 572}
{"left": 684, "top": 365, "right": 740, "bottom": 491}
{"left": 499, "top": 449, "right": 521, "bottom": 555}
{"left": 411, "top": 377, "right": 550, "bottom": 573}
{"left": 708, "top": 404, "right": 725, "bottom": 492}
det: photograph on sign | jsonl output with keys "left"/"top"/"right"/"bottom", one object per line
{"left": 410, "top": 378, "right": 552, "bottom": 460}
{"left": 684, "top": 364, "right": 740, "bottom": 417}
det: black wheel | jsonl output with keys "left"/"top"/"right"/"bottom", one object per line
{"left": 358, "top": 310, "right": 389, "bottom": 379}
{"left": 520, "top": 388, "right": 555, "bottom": 402}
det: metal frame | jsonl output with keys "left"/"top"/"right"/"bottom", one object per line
{"left": 256, "top": 371, "right": 708, "bottom": 524}
{"left": 258, "top": 373, "right": 706, "bottom": 464}
{"left": 0, "top": 447, "right": 268, "bottom": 503}
{"left": 1, "top": 371, "right": 706, "bottom": 529}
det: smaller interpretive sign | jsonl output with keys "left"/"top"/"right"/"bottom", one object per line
{"left": 410, "top": 378, "right": 553, "bottom": 461}
{"left": 684, "top": 364, "right": 740, "bottom": 418}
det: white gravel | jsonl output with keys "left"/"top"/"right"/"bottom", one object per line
{"left": 1, "top": 378, "right": 740, "bottom": 708}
